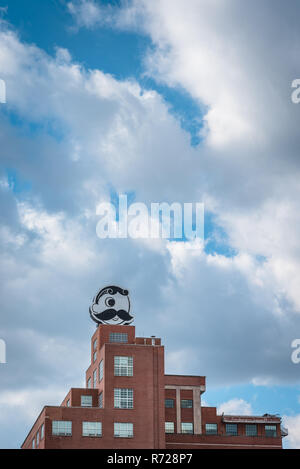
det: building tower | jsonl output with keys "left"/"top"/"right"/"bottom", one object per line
{"left": 21, "top": 286, "right": 287, "bottom": 449}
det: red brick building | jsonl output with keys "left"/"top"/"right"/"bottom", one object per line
{"left": 21, "top": 324, "right": 287, "bottom": 449}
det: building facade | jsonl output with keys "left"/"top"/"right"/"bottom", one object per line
{"left": 21, "top": 324, "right": 287, "bottom": 449}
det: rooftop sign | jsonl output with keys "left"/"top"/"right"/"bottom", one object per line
{"left": 89, "top": 285, "right": 133, "bottom": 326}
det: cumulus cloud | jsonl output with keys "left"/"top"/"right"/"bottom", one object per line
{"left": 0, "top": 8, "right": 299, "bottom": 386}
{"left": 282, "top": 414, "right": 300, "bottom": 449}
{"left": 67, "top": 0, "right": 103, "bottom": 29}
{"left": 67, "top": 0, "right": 142, "bottom": 31}
{"left": 117, "top": 0, "right": 300, "bottom": 320}
{"left": 218, "top": 398, "right": 253, "bottom": 416}
{"left": 65, "top": 0, "right": 300, "bottom": 317}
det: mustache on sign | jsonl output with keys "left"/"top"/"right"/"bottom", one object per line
{"left": 93, "top": 308, "right": 133, "bottom": 322}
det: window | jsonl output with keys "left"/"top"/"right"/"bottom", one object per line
{"left": 226, "top": 423, "right": 238, "bottom": 436}
{"left": 93, "top": 351, "right": 97, "bottom": 363}
{"left": 181, "top": 399, "right": 193, "bottom": 408}
{"left": 52, "top": 420, "right": 72, "bottom": 436}
{"left": 165, "top": 422, "right": 175, "bottom": 434}
{"left": 36, "top": 431, "right": 39, "bottom": 447}
{"left": 40, "top": 423, "right": 44, "bottom": 440}
{"left": 93, "top": 369, "right": 97, "bottom": 387}
{"left": 87, "top": 377, "right": 91, "bottom": 389}
{"left": 82, "top": 421, "right": 102, "bottom": 437}
{"left": 265, "top": 425, "right": 277, "bottom": 437}
{"left": 81, "top": 395, "right": 93, "bottom": 407}
{"left": 66, "top": 399, "right": 70, "bottom": 407}
{"left": 109, "top": 332, "right": 128, "bottom": 343}
{"left": 114, "top": 423, "right": 133, "bottom": 438}
{"left": 246, "top": 424, "right": 257, "bottom": 436}
{"left": 99, "top": 360, "right": 104, "bottom": 382}
{"left": 206, "top": 423, "right": 218, "bottom": 435}
{"left": 93, "top": 339, "right": 97, "bottom": 351}
{"left": 32, "top": 438, "right": 35, "bottom": 449}
{"left": 181, "top": 422, "right": 193, "bottom": 434}
{"left": 99, "top": 392, "right": 103, "bottom": 408}
{"left": 165, "top": 399, "right": 174, "bottom": 408}
{"left": 114, "top": 388, "right": 133, "bottom": 409}
{"left": 114, "top": 356, "right": 133, "bottom": 376}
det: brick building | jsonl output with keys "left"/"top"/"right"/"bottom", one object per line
{"left": 21, "top": 323, "right": 288, "bottom": 449}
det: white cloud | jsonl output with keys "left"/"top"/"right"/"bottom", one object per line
{"left": 282, "top": 414, "right": 300, "bottom": 449}
{"left": 67, "top": 0, "right": 103, "bottom": 29}
{"left": 251, "top": 376, "right": 274, "bottom": 387}
{"left": 218, "top": 398, "right": 253, "bottom": 416}
{"left": 121, "top": 0, "right": 300, "bottom": 318}
{"left": 137, "top": 0, "right": 300, "bottom": 146}
{"left": 67, "top": 0, "right": 142, "bottom": 31}
{"left": 65, "top": 0, "right": 300, "bottom": 317}
{"left": 17, "top": 202, "right": 94, "bottom": 271}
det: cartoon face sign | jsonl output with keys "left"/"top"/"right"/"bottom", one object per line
{"left": 89, "top": 286, "right": 133, "bottom": 325}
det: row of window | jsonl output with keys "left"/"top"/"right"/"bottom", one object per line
{"left": 51, "top": 420, "right": 133, "bottom": 438}
{"left": 79, "top": 388, "right": 133, "bottom": 409}
{"left": 93, "top": 333, "right": 128, "bottom": 352}
{"left": 165, "top": 399, "right": 193, "bottom": 409}
{"left": 165, "top": 422, "right": 193, "bottom": 434}
{"left": 204, "top": 423, "right": 277, "bottom": 437}
{"left": 32, "top": 420, "right": 278, "bottom": 446}
{"left": 110, "top": 333, "right": 128, "bottom": 343}
{"left": 87, "top": 356, "right": 133, "bottom": 389}
{"left": 31, "top": 423, "right": 45, "bottom": 449}
{"left": 52, "top": 421, "right": 194, "bottom": 437}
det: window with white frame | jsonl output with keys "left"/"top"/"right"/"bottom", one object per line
{"left": 181, "top": 422, "right": 193, "bottom": 434}
{"left": 165, "top": 422, "right": 175, "bottom": 433}
{"left": 226, "top": 423, "right": 238, "bottom": 436}
{"left": 205, "top": 423, "right": 218, "bottom": 435}
{"left": 114, "top": 422, "right": 133, "bottom": 438}
{"left": 99, "top": 360, "right": 104, "bottom": 381}
{"left": 114, "top": 356, "right": 133, "bottom": 376}
{"left": 93, "top": 369, "right": 97, "bottom": 387}
{"left": 81, "top": 395, "right": 93, "bottom": 407}
{"left": 32, "top": 438, "right": 35, "bottom": 449}
{"left": 114, "top": 388, "right": 133, "bottom": 409}
{"left": 181, "top": 399, "right": 193, "bottom": 408}
{"left": 87, "top": 377, "right": 91, "bottom": 389}
{"left": 52, "top": 420, "right": 72, "bottom": 436}
{"left": 265, "top": 425, "right": 277, "bottom": 437}
{"left": 36, "top": 430, "right": 39, "bottom": 447}
{"left": 82, "top": 421, "right": 102, "bottom": 437}
{"left": 165, "top": 399, "right": 174, "bottom": 408}
{"left": 109, "top": 333, "right": 128, "bottom": 343}
{"left": 246, "top": 424, "right": 257, "bottom": 436}
{"left": 40, "top": 423, "right": 44, "bottom": 440}
{"left": 99, "top": 391, "right": 103, "bottom": 408}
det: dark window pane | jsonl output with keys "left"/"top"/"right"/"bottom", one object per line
{"left": 165, "top": 399, "right": 174, "bottom": 408}
{"left": 181, "top": 399, "right": 193, "bottom": 408}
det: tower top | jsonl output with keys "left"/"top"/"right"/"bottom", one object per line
{"left": 89, "top": 285, "right": 134, "bottom": 326}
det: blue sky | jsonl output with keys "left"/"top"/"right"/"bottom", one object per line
{"left": 0, "top": 0, "right": 300, "bottom": 449}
